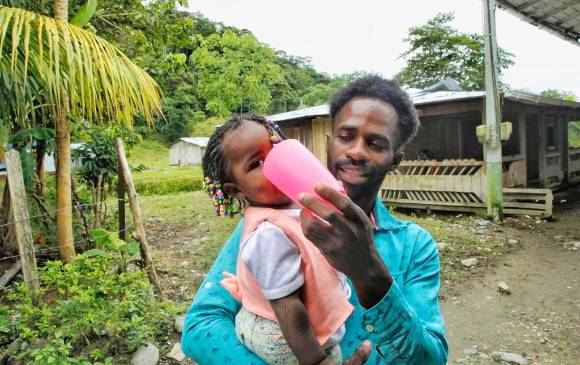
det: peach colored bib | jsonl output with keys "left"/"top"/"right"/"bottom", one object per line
{"left": 221, "top": 206, "right": 354, "bottom": 345}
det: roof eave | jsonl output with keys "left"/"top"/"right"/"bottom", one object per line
{"left": 497, "top": 0, "right": 580, "bottom": 48}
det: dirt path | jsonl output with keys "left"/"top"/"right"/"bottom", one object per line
{"left": 443, "top": 190, "right": 580, "bottom": 364}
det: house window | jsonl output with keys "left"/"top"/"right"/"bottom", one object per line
{"left": 546, "top": 125, "right": 556, "bottom": 150}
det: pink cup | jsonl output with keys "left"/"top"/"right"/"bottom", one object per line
{"left": 264, "top": 139, "right": 343, "bottom": 206}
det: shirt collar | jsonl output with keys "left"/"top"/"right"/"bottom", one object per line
{"left": 370, "top": 197, "right": 408, "bottom": 231}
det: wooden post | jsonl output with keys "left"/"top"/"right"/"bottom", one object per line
{"left": 117, "top": 163, "right": 126, "bottom": 241}
{"left": 483, "top": 0, "right": 504, "bottom": 221}
{"left": 518, "top": 111, "right": 527, "bottom": 185}
{"left": 5, "top": 150, "right": 40, "bottom": 303}
{"left": 114, "top": 138, "right": 163, "bottom": 297}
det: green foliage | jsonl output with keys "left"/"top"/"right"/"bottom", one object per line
{"left": 1, "top": 254, "right": 180, "bottom": 363}
{"left": 3, "top": 126, "right": 55, "bottom": 191}
{"left": 188, "top": 115, "right": 221, "bottom": 137}
{"left": 8, "top": 127, "right": 55, "bottom": 145}
{"left": 396, "top": 13, "right": 514, "bottom": 90}
{"left": 569, "top": 121, "right": 580, "bottom": 149}
{"left": 73, "top": 123, "right": 141, "bottom": 190}
{"left": 268, "top": 52, "right": 331, "bottom": 113}
{"left": 158, "top": 73, "right": 203, "bottom": 141}
{"left": 0, "top": 5, "right": 163, "bottom": 127}
{"left": 192, "top": 30, "right": 287, "bottom": 117}
{"left": 70, "top": 0, "right": 98, "bottom": 27}
{"left": 90, "top": 228, "right": 140, "bottom": 256}
{"left": 540, "top": 89, "right": 577, "bottom": 101}
{"left": 300, "top": 72, "right": 368, "bottom": 107}
{"left": 135, "top": 176, "right": 203, "bottom": 195}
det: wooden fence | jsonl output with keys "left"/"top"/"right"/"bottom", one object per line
{"left": 0, "top": 145, "right": 162, "bottom": 299}
{"left": 381, "top": 158, "right": 553, "bottom": 217}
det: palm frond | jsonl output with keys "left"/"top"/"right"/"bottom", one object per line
{"left": 0, "top": 5, "right": 163, "bottom": 126}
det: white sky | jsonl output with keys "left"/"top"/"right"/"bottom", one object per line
{"left": 186, "top": 0, "right": 580, "bottom": 97}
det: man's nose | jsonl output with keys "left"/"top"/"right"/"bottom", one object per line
{"left": 345, "top": 139, "right": 368, "bottom": 163}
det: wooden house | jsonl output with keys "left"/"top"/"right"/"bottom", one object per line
{"left": 268, "top": 89, "right": 580, "bottom": 217}
{"left": 169, "top": 137, "right": 210, "bottom": 166}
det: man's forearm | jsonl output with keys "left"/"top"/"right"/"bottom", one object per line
{"left": 351, "top": 251, "right": 393, "bottom": 309}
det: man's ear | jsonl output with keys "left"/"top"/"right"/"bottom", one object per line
{"left": 223, "top": 182, "right": 244, "bottom": 200}
{"left": 393, "top": 151, "right": 404, "bottom": 168}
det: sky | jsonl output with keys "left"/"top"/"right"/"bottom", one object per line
{"left": 185, "top": 0, "right": 580, "bottom": 98}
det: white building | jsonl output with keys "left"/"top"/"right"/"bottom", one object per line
{"left": 169, "top": 137, "right": 210, "bottom": 166}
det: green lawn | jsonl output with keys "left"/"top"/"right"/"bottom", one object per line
{"left": 127, "top": 136, "right": 203, "bottom": 182}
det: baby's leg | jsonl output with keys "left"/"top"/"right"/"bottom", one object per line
{"left": 235, "top": 307, "right": 299, "bottom": 365}
{"left": 235, "top": 307, "right": 343, "bottom": 364}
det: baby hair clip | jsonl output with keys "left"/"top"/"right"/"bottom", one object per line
{"left": 266, "top": 119, "right": 282, "bottom": 145}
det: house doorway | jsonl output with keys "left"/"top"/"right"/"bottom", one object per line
{"left": 525, "top": 115, "right": 540, "bottom": 184}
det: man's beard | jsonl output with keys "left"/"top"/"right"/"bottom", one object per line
{"left": 331, "top": 159, "right": 390, "bottom": 196}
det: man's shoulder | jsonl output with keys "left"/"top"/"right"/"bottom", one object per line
{"left": 400, "top": 219, "right": 432, "bottom": 236}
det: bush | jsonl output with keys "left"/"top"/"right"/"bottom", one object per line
{"left": 134, "top": 176, "right": 203, "bottom": 195}
{"left": 0, "top": 254, "right": 180, "bottom": 364}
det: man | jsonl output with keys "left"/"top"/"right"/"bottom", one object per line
{"left": 182, "top": 75, "right": 448, "bottom": 364}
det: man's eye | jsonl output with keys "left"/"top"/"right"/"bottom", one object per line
{"left": 337, "top": 135, "right": 352, "bottom": 141}
{"left": 369, "top": 140, "right": 387, "bottom": 150}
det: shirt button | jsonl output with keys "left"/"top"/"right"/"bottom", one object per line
{"left": 365, "top": 324, "right": 375, "bottom": 333}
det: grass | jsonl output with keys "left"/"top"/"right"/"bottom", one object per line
{"left": 138, "top": 190, "right": 240, "bottom": 290}
{"left": 391, "top": 208, "right": 513, "bottom": 295}
{"left": 134, "top": 190, "right": 513, "bottom": 298}
{"left": 127, "top": 136, "right": 203, "bottom": 182}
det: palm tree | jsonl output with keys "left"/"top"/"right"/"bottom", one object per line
{"left": 0, "top": 4, "right": 163, "bottom": 263}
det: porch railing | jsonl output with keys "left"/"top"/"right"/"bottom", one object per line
{"left": 381, "top": 158, "right": 552, "bottom": 217}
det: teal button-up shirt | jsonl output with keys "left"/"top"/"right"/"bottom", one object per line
{"left": 182, "top": 198, "right": 448, "bottom": 364}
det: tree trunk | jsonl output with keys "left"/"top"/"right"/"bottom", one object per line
{"left": 54, "top": 0, "right": 76, "bottom": 263}
{"left": 55, "top": 107, "right": 75, "bottom": 263}
{"left": 35, "top": 139, "right": 47, "bottom": 196}
{"left": 54, "top": 0, "right": 68, "bottom": 21}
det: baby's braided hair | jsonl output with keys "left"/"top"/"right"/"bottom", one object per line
{"left": 202, "top": 114, "right": 284, "bottom": 212}
{"left": 203, "top": 114, "right": 278, "bottom": 184}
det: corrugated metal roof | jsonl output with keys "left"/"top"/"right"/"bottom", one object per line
{"left": 268, "top": 104, "right": 329, "bottom": 122}
{"left": 173, "top": 137, "right": 210, "bottom": 147}
{"left": 504, "top": 90, "right": 580, "bottom": 107}
{"left": 497, "top": 0, "right": 580, "bottom": 46}
{"left": 411, "top": 90, "right": 486, "bottom": 105}
{"left": 267, "top": 89, "right": 580, "bottom": 123}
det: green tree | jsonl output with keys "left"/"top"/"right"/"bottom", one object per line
{"left": 191, "top": 30, "right": 287, "bottom": 117}
{"left": 268, "top": 52, "right": 330, "bottom": 113}
{"left": 300, "top": 72, "right": 368, "bottom": 107}
{"left": 396, "top": 13, "right": 514, "bottom": 90}
{"left": 540, "top": 89, "right": 577, "bottom": 101}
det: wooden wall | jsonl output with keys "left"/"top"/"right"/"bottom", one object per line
{"left": 311, "top": 117, "right": 332, "bottom": 167}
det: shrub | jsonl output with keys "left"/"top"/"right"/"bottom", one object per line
{"left": 1, "top": 254, "right": 180, "bottom": 364}
{"left": 134, "top": 176, "right": 203, "bottom": 195}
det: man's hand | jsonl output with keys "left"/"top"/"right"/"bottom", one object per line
{"left": 319, "top": 341, "right": 372, "bottom": 365}
{"left": 299, "top": 183, "right": 392, "bottom": 308}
